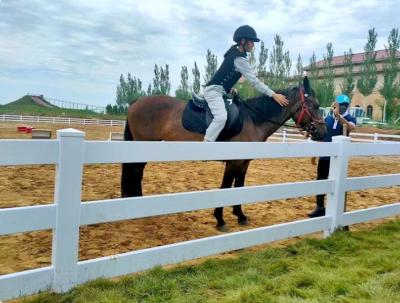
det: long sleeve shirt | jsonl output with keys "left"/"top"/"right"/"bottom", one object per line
{"left": 234, "top": 56, "right": 275, "bottom": 97}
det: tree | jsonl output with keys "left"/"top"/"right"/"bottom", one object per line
{"left": 192, "top": 61, "right": 201, "bottom": 94}
{"left": 357, "top": 28, "right": 378, "bottom": 96}
{"left": 203, "top": 49, "right": 218, "bottom": 85}
{"left": 308, "top": 52, "right": 324, "bottom": 106}
{"left": 127, "top": 73, "right": 145, "bottom": 101}
{"left": 248, "top": 49, "right": 256, "bottom": 69}
{"left": 308, "top": 52, "right": 319, "bottom": 79}
{"left": 116, "top": 74, "right": 128, "bottom": 106}
{"left": 115, "top": 73, "right": 145, "bottom": 107}
{"left": 152, "top": 64, "right": 161, "bottom": 95}
{"left": 152, "top": 64, "right": 170, "bottom": 95}
{"left": 159, "top": 64, "right": 171, "bottom": 95}
{"left": 340, "top": 48, "right": 355, "bottom": 98}
{"left": 269, "top": 35, "right": 291, "bottom": 90}
{"left": 295, "top": 54, "right": 303, "bottom": 83}
{"left": 379, "top": 28, "right": 400, "bottom": 123}
{"left": 318, "top": 43, "right": 335, "bottom": 107}
{"left": 283, "top": 50, "right": 292, "bottom": 80}
{"left": 257, "top": 41, "right": 268, "bottom": 76}
{"left": 106, "top": 104, "right": 113, "bottom": 115}
{"left": 175, "top": 65, "right": 191, "bottom": 100}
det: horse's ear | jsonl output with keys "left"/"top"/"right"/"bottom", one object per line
{"left": 303, "top": 76, "right": 311, "bottom": 95}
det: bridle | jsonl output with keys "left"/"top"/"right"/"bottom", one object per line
{"left": 293, "top": 87, "right": 325, "bottom": 136}
{"left": 232, "top": 87, "right": 325, "bottom": 135}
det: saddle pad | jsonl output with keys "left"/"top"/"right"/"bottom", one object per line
{"left": 181, "top": 99, "right": 243, "bottom": 141}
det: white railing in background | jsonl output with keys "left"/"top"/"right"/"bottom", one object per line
{"left": 270, "top": 127, "right": 400, "bottom": 143}
{"left": 2, "top": 114, "right": 399, "bottom": 143}
{"left": 0, "top": 114, "right": 125, "bottom": 127}
{"left": 0, "top": 130, "right": 399, "bottom": 301}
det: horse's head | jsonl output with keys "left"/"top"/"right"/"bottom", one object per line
{"left": 290, "top": 76, "right": 327, "bottom": 141}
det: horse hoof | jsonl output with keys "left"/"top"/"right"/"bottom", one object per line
{"left": 216, "top": 224, "right": 229, "bottom": 232}
{"left": 238, "top": 218, "right": 249, "bottom": 226}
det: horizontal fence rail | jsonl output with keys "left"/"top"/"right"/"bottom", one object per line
{"left": 0, "top": 131, "right": 399, "bottom": 301}
{"left": 76, "top": 217, "right": 331, "bottom": 283}
{"left": 2, "top": 114, "right": 399, "bottom": 143}
{"left": 80, "top": 180, "right": 334, "bottom": 225}
{"left": 0, "top": 114, "right": 125, "bottom": 127}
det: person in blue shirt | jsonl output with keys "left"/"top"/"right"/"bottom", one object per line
{"left": 308, "top": 94, "right": 356, "bottom": 217}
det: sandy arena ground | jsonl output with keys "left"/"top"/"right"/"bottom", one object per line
{"left": 0, "top": 122, "right": 399, "bottom": 275}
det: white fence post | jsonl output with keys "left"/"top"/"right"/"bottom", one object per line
{"left": 374, "top": 133, "right": 378, "bottom": 143}
{"left": 52, "top": 128, "right": 85, "bottom": 293}
{"left": 324, "top": 136, "right": 351, "bottom": 236}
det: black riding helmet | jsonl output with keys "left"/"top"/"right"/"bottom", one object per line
{"left": 233, "top": 25, "right": 260, "bottom": 43}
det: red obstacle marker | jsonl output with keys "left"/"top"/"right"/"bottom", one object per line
{"left": 17, "top": 126, "right": 27, "bottom": 132}
{"left": 25, "top": 127, "right": 34, "bottom": 133}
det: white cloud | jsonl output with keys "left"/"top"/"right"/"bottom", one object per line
{"left": 0, "top": 0, "right": 399, "bottom": 106}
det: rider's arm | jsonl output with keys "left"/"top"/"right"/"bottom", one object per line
{"left": 234, "top": 57, "right": 275, "bottom": 97}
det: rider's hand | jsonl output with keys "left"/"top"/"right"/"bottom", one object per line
{"left": 272, "top": 93, "right": 289, "bottom": 106}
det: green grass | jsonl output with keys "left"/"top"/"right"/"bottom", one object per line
{"left": 21, "top": 220, "right": 400, "bottom": 303}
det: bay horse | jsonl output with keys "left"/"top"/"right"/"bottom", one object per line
{"left": 121, "top": 76, "right": 327, "bottom": 231}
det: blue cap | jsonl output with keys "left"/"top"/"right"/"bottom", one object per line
{"left": 336, "top": 94, "right": 350, "bottom": 104}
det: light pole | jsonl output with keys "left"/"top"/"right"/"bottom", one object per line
{"left": 383, "top": 98, "right": 387, "bottom": 123}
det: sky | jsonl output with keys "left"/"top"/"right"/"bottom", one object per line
{"left": 0, "top": 0, "right": 399, "bottom": 107}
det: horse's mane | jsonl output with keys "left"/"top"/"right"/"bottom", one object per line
{"left": 238, "top": 87, "right": 298, "bottom": 125}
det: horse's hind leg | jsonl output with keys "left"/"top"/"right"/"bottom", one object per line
{"left": 121, "top": 162, "right": 147, "bottom": 197}
{"left": 214, "top": 162, "right": 236, "bottom": 231}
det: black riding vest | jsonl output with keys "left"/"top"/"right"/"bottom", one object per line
{"left": 207, "top": 47, "right": 247, "bottom": 93}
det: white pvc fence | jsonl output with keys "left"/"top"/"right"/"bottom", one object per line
{"left": 0, "top": 114, "right": 125, "bottom": 127}
{"left": 0, "top": 129, "right": 399, "bottom": 301}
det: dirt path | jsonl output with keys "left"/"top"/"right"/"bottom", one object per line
{"left": 0, "top": 122, "right": 399, "bottom": 275}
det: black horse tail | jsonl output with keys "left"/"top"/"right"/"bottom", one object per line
{"left": 121, "top": 118, "right": 146, "bottom": 198}
{"left": 124, "top": 119, "right": 134, "bottom": 141}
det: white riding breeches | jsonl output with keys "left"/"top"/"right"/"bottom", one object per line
{"left": 203, "top": 85, "right": 227, "bottom": 142}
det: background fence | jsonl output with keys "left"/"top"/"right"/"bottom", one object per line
{"left": 2, "top": 114, "right": 400, "bottom": 143}
{"left": 0, "top": 114, "right": 125, "bottom": 127}
{"left": 0, "top": 130, "right": 399, "bottom": 301}
{"left": 269, "top": 127, "right": 400, "bottom": 143}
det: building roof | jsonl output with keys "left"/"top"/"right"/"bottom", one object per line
{"left": 305, "top": 49, "right": 400, "bottom": 69}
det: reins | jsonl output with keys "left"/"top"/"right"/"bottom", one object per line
{"left": 234, "top": 89, "right": 302, "bottom": 130}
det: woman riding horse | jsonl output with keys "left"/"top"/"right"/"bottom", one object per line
{"left": 204, "top": 25, "right": 289, "bottom": 142}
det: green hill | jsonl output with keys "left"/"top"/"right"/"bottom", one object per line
{"left": 0, "top": 95, "right": 125, "bottom": 120}
{"left": 5, "top": 95, "right": 56, "bottom": 108}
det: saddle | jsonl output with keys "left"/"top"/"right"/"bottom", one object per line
{"left": 181, "top": 93, "right": 243, "bottom": 141}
